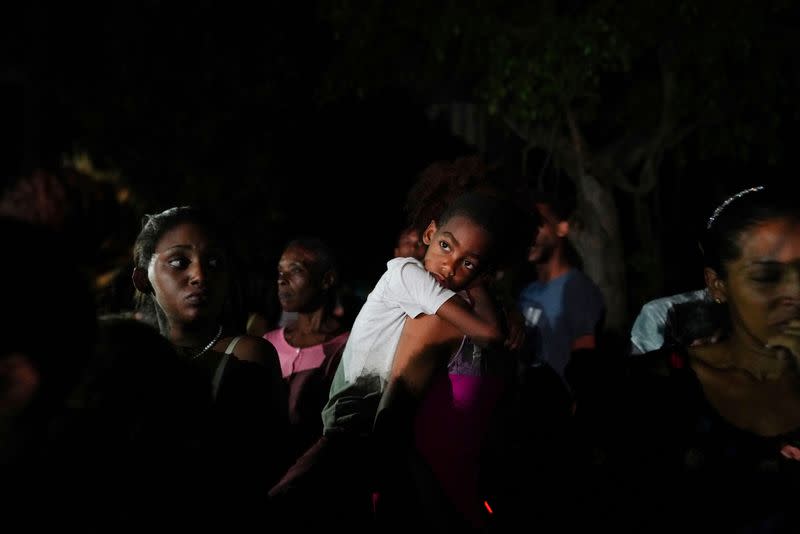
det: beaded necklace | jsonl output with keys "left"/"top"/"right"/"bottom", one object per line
{"left": 182, "top": 325, "right": 224, "bottom": 360}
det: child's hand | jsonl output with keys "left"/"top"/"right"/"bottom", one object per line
{"left": 765, "top": 319, "right": 800, "bottom": 366}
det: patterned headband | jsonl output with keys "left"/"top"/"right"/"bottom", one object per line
{"left": 706, "top": 186, "right": 766, "bottom": 230}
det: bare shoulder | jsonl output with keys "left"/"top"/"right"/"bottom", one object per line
{"left": 228, "top": 335, "right": 280, "bottom": 369}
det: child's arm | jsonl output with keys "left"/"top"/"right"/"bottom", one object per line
{"left": 435, "top": 281, "right": 503, "bottom": 347}
{"left": 389, "top": 260, "right": 504, "bottom": 347}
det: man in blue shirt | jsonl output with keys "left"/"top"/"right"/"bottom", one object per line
{"left": 518, "top": 193, "right": 605, "bottom": 390}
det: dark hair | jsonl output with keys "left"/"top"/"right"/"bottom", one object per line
{"left": 282, "top": 237, "right": 340, "bottom": 315}
{"left": 700, "top": 185, "right": 800, "bottom": 278}
{"left": 133, "top": 206, "right": 222, "bottom": 271}
{"left": 396, "top": 225, "right": 419, "bottom": 240}
{"left": 405, "top": 155, "right": 493, "bottom": 236}
{"left": 438, "top": 191, "right": 532, "bottom": 270}
{"left": 285, "top": 237, "right": 339, "bottom": 282}
{"left": 664, "top": 300, "right": 726, "bottom": 349}
{"left": 405, "top": 156, "right": 533, "bottom": 270}
{"left": 533, "top": 187, "right": 577, "bottom": 222}
{"left": 132, "top": 206, "right": 244, "bottom": 333}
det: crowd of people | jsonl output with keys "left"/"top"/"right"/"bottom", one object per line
{"left": 1, "top": 160, "right": 799, "bottom": 532}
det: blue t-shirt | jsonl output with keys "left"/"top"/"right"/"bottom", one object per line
{"left": 517, "top": 269, "right": 605, "bottom": 383}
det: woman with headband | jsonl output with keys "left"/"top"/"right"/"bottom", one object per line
{"left": 578, "top": 185, "right": 800, "bottom": 533}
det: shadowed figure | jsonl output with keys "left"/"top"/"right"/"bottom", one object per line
{"left": 0, "top": 217, "right": 96, "bottom": 530}
{"left": 131, "top": 206, "right": 290, "bottom": 527}
{"left": 264, "top": 237, "right": 350, "bottom": 459}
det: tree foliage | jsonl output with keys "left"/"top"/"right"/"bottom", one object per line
{"left": 321, "top": 0, "right": 797, "bottom": 171}
{"left": 320, "top": 0, "right": 799, "bottom": 324}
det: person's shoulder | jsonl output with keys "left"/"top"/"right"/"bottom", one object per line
{"left": 385, "top": 256, "right": 441, "bottom": 291}
{"left": 519, "top": 279, "right": 543, "bottom": 296}
{"left": 325, "top": 329, "right": 350, "bottom": 346}
{"left": 262, "top": 327, "right": 284, "bottom": 345}
{"left": 375, "top": 257, "right": 424, "bottom": 288}
{"left": 229, "top": 335, "right": 281, "bottom": 370}
{"left": 637, "top": 297, "right": 672, "bottom": 321}
{"left": 564, "top": 269, "right": 604, "bottom": 307}
{"left": 627, "top": 347, "right": 687, "bottom": 381}
{"left": 389, "top": 256, "right": 423, "bottom": 265}
{"left": 640, "top": 289, "right": 707, "bottom": 314}
{"left": 387, "top": 256, "right": 425, "bottom": 272}
{"left": 632, "top": 289, "right": 710, "bottom": 349}
{"left": 566, "top": 268, "right": 600, "bottom": 289}
{"left": 219, "top": 351, "right": 283, "bottom": 399}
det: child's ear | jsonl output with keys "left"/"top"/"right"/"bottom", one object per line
{"left": 422, "top": 220, "right": 437, "bottom": 246}
{"left": 132, "top": 267, "right": 152, "bottom": 294}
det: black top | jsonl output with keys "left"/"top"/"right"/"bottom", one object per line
{"left": 581, "top": 348, "right": 800, "bottom": 533}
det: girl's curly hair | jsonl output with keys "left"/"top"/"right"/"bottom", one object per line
{"left": 404, "top": 155, "right": 536, "bottom": 270}
{"left": 405, "top": 155, "right": 497, "bottom": 235}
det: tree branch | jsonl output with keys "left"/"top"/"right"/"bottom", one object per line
{"left": 564, "top": 106, "right": 587, "bottom": 178}
{"left": 503, "top": 115, "right": 577, "bottom": 179}
{"left": 609, "top": 45, "right": 680, "bottom": 196}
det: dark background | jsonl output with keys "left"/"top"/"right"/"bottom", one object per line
{"left": 2, "top": 1, "right": 798, "bottom": 325}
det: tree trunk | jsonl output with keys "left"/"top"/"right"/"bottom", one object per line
{"left": 632, "top": 192, "right": 664, "bottom": 303}
{"left": 569, "top": 173, "right": 628, "bottom": 334}
{"left": 561, "top": 109, "right": 628, "bottom": 335}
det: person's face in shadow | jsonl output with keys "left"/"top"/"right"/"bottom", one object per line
{"left": 528, "top": 202, "right": 567, "bottom": 264}
{"left": 277, "top": 245, "right": 328, "bottom": 313}
{"left": 394, "top": 228, "right": 426, "bottom": 261}
{"left": 147, "top": 222, "right": 229, "bottom": 327}
{"left": 707, "top": 216, "right": 800, "bottom": 350}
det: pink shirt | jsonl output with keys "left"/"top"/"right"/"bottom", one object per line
{"left": 264, "top": 328, "right": 350, "bottom": 379}
{"left": 264, "top": 327, "right": 350, "bottom": 455}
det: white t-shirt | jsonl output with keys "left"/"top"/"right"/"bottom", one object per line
{"left": 629, "top": 288, "right": 709, "bottom": 355}
{"left": 341, "top": 257, "right": 456, "bottom": 384}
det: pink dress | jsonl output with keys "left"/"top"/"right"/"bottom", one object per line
{"left": 264, "top": 328, "right": 350, "bottom": 455}
{"left": 413, "top": 368, "right": 505, "bottom": 527}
